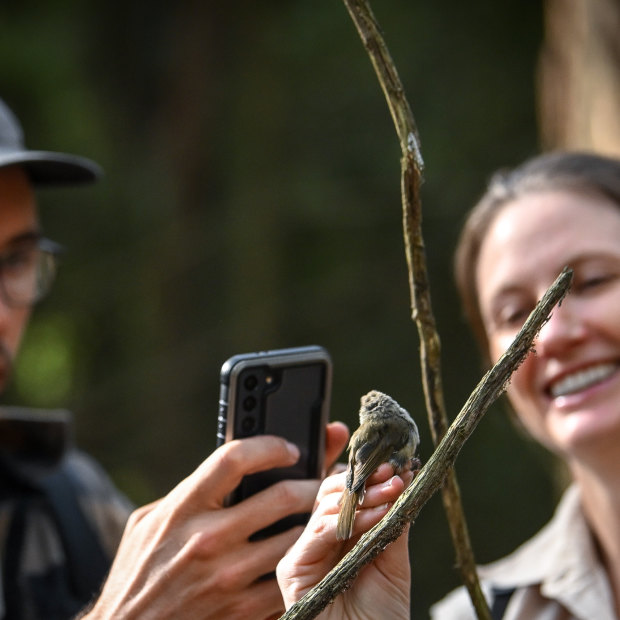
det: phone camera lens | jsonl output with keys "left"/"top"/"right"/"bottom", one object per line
{"left": 241, "top": 416, "right": 256, "bottom": 434}
{"left": 244, "top": 375, "right": 258, "bottom": 390}
{"left": 243, "top": 396, "right": 257, "bottom": 411}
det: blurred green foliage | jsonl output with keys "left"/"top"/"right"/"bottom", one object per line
{"left": 1, "top": 0, "right": 561, "bottom": 616}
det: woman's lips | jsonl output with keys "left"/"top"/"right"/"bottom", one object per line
{"left": 549, "top": 362, "right": 617, "bottom": 398}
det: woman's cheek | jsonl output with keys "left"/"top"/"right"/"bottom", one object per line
{"left": 488, "top": 332, "right": 517, "bottom": 364}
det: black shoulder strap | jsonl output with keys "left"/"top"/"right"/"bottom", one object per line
{"left": 38, "top": 463, "right": 111, "bottom": 601}
{"left": 490, "top": 586, "right": 516, "bottom": 620}
{"left": 3, "top": 497, "right": 30, "bottom": 618}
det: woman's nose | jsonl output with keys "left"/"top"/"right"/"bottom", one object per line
{"left": 535, "top": 297, "right": 586, "bottom": 356}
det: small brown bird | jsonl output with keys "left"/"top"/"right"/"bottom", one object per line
{"left": 337, "top": 390, "right": 420, "bottom": 541}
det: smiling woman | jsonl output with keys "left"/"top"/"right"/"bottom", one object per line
{"left": 432, "top": 151, "right": 620, "bottom": 620}
{"left": 477, "top": 190, "right": 620, "bottom": 457}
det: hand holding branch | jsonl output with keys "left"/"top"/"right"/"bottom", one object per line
{"left": 279, "top": 267, "right": 572, "bottom": 620}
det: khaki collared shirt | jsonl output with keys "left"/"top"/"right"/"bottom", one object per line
{"left": 430, "top": 485, "right": 617, "bottom": 619}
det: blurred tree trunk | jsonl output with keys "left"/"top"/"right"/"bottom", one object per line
{"left": 131, "top": 4, "right": 286, "bottom": 491}
{"left": 153, "top": 4, "right": 282, "bottom": 354}
{"left": 538, "top": 0, "right": 620, "bottom": 155}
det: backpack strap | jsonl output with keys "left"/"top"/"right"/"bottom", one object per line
{"left": 37, "top": 461, "right": 110, "bottom": 602}
{"left": 2, "top": 497, "right": 30, "bottom": 619}
{"left": 490, "top": 586, "right": 516, "bottom": 620}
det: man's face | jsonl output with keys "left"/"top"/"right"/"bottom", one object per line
{"left": 0, "top": 166, "right": 38, "bottom": 394}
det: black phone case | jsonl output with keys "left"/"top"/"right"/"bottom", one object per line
{"left": 217, "top": 345, "right": 332, "bottom": 538}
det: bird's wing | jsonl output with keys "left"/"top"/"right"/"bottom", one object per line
{"left": 352, "top": 415, "right": 417, "bottom": 490}
{"left": 349, "top": 425, "right": 393, "bottom": 493}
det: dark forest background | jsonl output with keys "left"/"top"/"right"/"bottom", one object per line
{"left": 3, "top": 1, "right": 616, "bottom": 616}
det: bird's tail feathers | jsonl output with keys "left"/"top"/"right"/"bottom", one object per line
{"left": 336, "top": 490, "right": 358, "bottom": 541}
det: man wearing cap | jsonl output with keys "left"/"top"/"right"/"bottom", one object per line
{"left": 0, "top": 98, "right": 134, "bottom": 619}
{"left": 0, "top": 97, "right": 349, "bottom": 619}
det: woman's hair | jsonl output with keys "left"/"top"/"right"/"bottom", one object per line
{"left": 454, "top": 150, "right": 620, "bottom": 361}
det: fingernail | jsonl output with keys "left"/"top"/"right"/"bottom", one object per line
{"left": 384, "top": 475, "right": 399, "bottom": 488}
{"left": 286, "top": 441, "right": 300, "bottom": 461}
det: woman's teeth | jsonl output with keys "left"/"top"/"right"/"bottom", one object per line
{"left": 550, "top": 363, "right": 616, "bottom": 397}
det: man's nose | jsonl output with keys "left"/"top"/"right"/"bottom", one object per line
{"left": 0, "top": 294, "right": 11, "bottom": 334}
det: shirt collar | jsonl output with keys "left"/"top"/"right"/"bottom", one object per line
{"left": 479, "top": 484, "right": 616, "bottom": 619}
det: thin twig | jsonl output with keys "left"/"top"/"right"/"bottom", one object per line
{"left": 280, "top": 268, "right": 572, "bottom": 620}
{"left": 340, "top": 0, "right": 489, "bottom": 616}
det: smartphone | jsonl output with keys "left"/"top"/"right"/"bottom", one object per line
{"left": 217, "top": 345, "right": 332, "bottom": 538}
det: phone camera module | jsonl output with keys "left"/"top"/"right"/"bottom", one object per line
{"left": 243, "top": 396, "right": 257, "bottom": 411}
{"left": 243, "top": 375, "right": 258, "bottom": 390}
{"left": 241, "top": 416, "right": 256, "bottom": 434}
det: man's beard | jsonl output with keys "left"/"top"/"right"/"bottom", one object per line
{"left": 0, "top": 342, "right": 14, "bottom": 395}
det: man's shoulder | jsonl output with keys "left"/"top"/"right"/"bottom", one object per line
{"left": 63, "top": 449, "right": 124, "bottom": 498}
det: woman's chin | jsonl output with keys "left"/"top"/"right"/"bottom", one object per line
{"left": 548, "top": 405, "right": 620, "bottom": 458}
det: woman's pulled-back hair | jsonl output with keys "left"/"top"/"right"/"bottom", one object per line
{"left": 454, "top": 150, "right": 620, "bottom": 361}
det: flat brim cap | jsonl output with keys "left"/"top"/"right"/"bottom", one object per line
{"left": 0, "top": 98, "right": 102, "bottom": 186}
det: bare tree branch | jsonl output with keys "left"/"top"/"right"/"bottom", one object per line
{"left": 280, "top": 268, "right": 573, "bottom": 620}
{"left": 340, "top": 0, "right": 490, "bottom": 615}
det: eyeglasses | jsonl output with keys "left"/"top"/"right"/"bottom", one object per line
{"left": 0, "top": 237, "right": 63, "bottom": 308}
